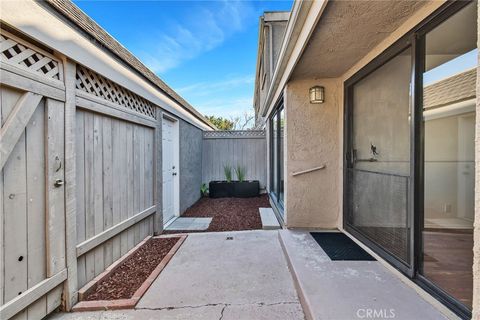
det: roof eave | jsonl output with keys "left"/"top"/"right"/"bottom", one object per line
{"left": 259, "top": 0, "right": 327, "bottom": 119}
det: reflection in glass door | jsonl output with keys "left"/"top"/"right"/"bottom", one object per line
{"left": 279, "top": 109, "right": 285, "bottom": 205}
{"left": 421, "top": 1, "right": 476, "bottom": 311}
{"left": 269, "top": 102, "right": 285, "bottom": 216}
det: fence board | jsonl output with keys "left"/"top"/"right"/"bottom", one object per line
{"left": 93, "top": 114, "right": 104, "bottom": 276}
{"left": 45, "top": 98, "right": 66, "bottom": 312}
{"left": 3, "top": 88, "right": 28, "bottom": 320}
{"left": 119, "top": 122, "right": 128, "bottom": 255}
{"left": 26, "top": 101, "right": 47, "bottom": 319}
{"left": 102, "top": 117, "right": 113, "bottom": 268}
{"left": 83, "top": 112, "right": 95, "bottom": 282}
{"left": 133, "top": 125, "right": 141, "bottom": 244}
{"left": 75, "top": 111, "right": 86, "bottom": 288}
{"left": 111, "top": 119, "right": 121, "bottom": 262}
{"left": 139, "top": 128, "right": 145, "bottom": 238}
{"left": 126, "top": 123, "right": 135, "bottom": 249}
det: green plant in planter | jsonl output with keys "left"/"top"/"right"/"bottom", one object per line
{"left": 200, "top": 183, "right": 208, "bottom": 197}
{"left": 223, "top": 164, "right": 233, "bottom": 182}
{"left": 235, "top": 165, "right": 246, "bottom": 182}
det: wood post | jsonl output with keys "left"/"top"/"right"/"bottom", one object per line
{"left": 61, "top": 57, "right": 78, "bottom": 310}
{"left": 154, "top": 108, "right": 163, "bottom": 234}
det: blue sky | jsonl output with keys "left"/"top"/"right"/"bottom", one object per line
{"left": 73, "top": 0, "right": 293, "bottom": 120}
{"left": 424, "top": 49, "right": 477, "bottom": 85}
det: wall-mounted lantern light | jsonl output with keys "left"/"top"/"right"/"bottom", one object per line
{"left": 309, "top": 86, "right": 325, "bottom": 104}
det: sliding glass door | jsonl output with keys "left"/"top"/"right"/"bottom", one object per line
{"left": 420, "top": 1, "right": 476, "bottom": 313}
{"left": 345, "top": 44, "right": 413, "bottom": 271}
{"left": 269, "top": 101, "right": 285, "bottom": 216}
{"left": 344, "top": 1, "right": 476, "bottom": 317}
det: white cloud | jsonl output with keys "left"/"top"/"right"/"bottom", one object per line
{"left": 139, "top": 0, "right": 255, "bottom": 73}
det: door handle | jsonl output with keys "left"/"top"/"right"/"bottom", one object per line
{"left": 55, "top": 156, "right": 62, "bottom": 172}
{"left": 54, "top": 179, "right": 64, "bottom": 188}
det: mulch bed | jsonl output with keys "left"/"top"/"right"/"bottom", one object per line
{"left": 84, "top": 237, "right": 178, "bottom": 301}
{"left": 166, "top": 194, "right": 270, "bottom": 233}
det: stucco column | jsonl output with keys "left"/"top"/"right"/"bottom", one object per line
{"left": 284, "top": 78, "right": 341, "bottom": 228}
{"left": 473, "top": 3, "right": 480, "bottom": 318}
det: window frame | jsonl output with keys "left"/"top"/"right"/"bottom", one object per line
{"left": 269, "top": 98, "right": 285, "bottom": 216}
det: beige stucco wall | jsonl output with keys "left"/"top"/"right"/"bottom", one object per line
{"left": 284, "top": 78, "right": 341, "bottom": 228}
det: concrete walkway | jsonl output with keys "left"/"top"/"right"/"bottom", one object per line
{"left": 49, "top": 230, "right": 304, "bottom": 320}
{"left": 48, "top": 229, "right": 456, "bottom": 320}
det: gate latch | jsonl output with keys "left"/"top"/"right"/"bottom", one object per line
{"left": 54, "top": 179, "right": 64, "bottom": 188}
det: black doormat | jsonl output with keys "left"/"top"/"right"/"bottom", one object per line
{"left": 310, "top": 232, "right": 376, "bottom": 261}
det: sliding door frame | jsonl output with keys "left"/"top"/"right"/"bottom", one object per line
{"left": 343, "top": 1, "right": 474, "bottom": 318}
{"left": 343, "top": 33, "right": 414, "bottom": 276}
{"left": 412, "top": 1, "right": 473, "bottom": 319}
{"left": 269, "top": 96, "right": 285, "bottom": 217}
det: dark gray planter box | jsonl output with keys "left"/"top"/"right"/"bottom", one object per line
{"left": 209, "top": 180, "right": 260, "bottom": 198}
{"left": 233, "top": 180, "right": 260, "bottom": 198}
{"left": 209, "top": 181, "right": 234, "bottom": 198}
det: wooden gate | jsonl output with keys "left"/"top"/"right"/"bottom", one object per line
{"left": 0, "top": 31, "right": 67, "bottom": 320}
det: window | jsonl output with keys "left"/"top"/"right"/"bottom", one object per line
{"left": 269, "top": 100, "right": 285, "bottom": 216}
{"left": 421, "top": 1, "right": 477, "bottom": 311}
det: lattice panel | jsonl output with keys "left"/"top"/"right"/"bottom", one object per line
{"left": 0, "top": 32, "right": 62, "bottom": 80}
{"left": 76, "top": 65, "right": 156, "bottom": 119}
{"left": 203, "top": 130, "right": 266, "bottom": 139}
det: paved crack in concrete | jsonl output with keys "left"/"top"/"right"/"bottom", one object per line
{"left": 136, "top": 303, "right": 223, "bottom": 311}
{"left": 135, "top": 300, "right": 300, "bottom": 311}
{"left": 218, "top": 305, "right": 227, "bottom": 320}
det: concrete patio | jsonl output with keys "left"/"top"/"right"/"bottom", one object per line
{"left": 48, "top": 230, "right": 456, "bottom": 320}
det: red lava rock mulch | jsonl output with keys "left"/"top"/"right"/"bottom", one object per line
{"left": 84, "top": 237, "right": 178, "bottom": 301}
{"left": 172, "top": 194, "right": 270, "bottom": 232}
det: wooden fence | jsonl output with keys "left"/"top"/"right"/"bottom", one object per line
{"left": 0, "top": 30, "right": 162, "bottom": 319}
{"left": 202, "top": 131, "right": 267, "bottom": 189}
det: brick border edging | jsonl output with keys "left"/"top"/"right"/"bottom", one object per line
{"left": 72, "top": 235, "right": 187, "bottom": 312}
{"left": 77, "top": 236, "right": 153, "bottom": 301}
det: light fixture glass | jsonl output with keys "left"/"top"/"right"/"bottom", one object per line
{"left": 309, "top": 86, "right": 325, "bottom": 104}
